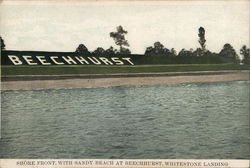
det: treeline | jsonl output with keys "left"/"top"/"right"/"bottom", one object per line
{"left": 73, "top": 25, "right": 249, "bottom": 64}
{"left": 75, "top": 25, "right": 131, "bottom": 55}
{"left": 74, "top": 41, "right": 249, "bottom": 65}
{"left": 1, "top": 24, "right": 250, "bottom": 64}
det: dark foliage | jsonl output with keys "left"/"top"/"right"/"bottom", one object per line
{"left": 240, "top": 45, "right": 250, "bottom": 65}
{"left": 219, "top": 43, "right": 240, "bottom": 63}
{"left": 93, "top": 47, "right": 105, "bottom": 55}
{"left": 170, "top": 48, "right": 177, "bottom": 56}
{"left": 177, "top": 48, "right": 217, "bottom": 58}
{"left": 198, "top": 27, "right": 206, "bottom": 50}
{"left": 1, "top": 36, "right": 6, "bottom": 50}
{"left": 105, "top": 46, "right": 118, "bottom": 55}
{"left": 75, "top": 44, "right": 90, "bottom": 54}
{"left": 118, "top": 47, "right": 131, "bottom": 54}
{"left": 110, "top": 25, "right": 130, "bottom": 53}
{"left": 145, "top": 42, "right": 172, "bottom": 56}
{"left": 178, "top": 49, "right": 193, "bottom": 57}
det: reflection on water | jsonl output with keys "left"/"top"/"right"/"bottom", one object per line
{"left": 0, "top": 81, "right": 249, "bottom": 159}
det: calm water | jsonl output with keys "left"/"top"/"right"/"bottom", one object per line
{"left": 0, "top": 81, "right": 249, "bottom": 159}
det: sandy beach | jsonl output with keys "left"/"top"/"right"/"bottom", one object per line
{"left": 1, "top": 70, "right": 249, "bottom": 91}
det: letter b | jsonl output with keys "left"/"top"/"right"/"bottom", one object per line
{"left": 8, "top": 55, "right": 23, "bottom": 65}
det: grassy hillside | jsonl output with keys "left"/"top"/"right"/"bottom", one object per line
{"left": 132, "top": 55, "right": 224, "bottom": 64}
{"left": 2, "top": 50, "right": 224, "bottom": 65}
{"left": 2, "top": 64, "right": 249, "bottom": 76}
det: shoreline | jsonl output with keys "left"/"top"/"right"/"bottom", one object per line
{"left": 1, "top": 70, "right": 249, "bottom": 91}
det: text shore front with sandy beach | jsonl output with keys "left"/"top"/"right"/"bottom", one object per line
{"left": 1, "top": 70, "right": 249, "bottom": 91}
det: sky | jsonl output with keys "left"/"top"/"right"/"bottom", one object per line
{"left": 0, "top": 0, "right": 249, "bottom": 54}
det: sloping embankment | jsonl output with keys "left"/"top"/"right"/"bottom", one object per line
{"left": 1, "top": 70, "right": 249, "bottom": 91}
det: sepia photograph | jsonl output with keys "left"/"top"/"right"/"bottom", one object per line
{"left": 0, "top": 0, "right": 249, "bottom": 167}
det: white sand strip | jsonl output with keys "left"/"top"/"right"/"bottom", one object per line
{"left": 1, "top": 71, "right": 249, "bottom": 91}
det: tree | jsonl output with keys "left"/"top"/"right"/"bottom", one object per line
{"left": 193, "top": 48, "right": 203, "bottom": 57}
{"left": 154, "top": 41, "right": 164, "bottom": 52}
{"left": 105, "top": 46, "right": 118, "bottom": 55}
{"left": 93, "top": 47, "right": 105, "bottom": 55}
{"left": 178, "top": 49, "right": 193, "bottom": 57}
{"left": 145, "top": 42, "right": 171, "bottom": 56}
{"left": 240, "top": 45, "right": 250, "bottom": 64}
{"left": 198, "top": 27, "right": 206, "bottom": 51}
{"left": 120, "top": 47, "right": 131, "bottom": 54}
{"left": 154, "top": 42, "right": 170, "bottom": 55}
{"left": 110, "top": 25, "right": 130, "bottom": 53}
{"left": 1, "top": 36, "right": 6, "bottom": 51}
{"left": 219, "top": 43, "right": 239, "bottom": 63}
{"left": 170, "top": 48, "right": 177, "bottom": 56}
{"left": 202, "top": 50, "right": 216, "bottom": 57}
{"left": 145, "top": 46, "right": 154, "bottom": 55}
{"left": 75, "top": 44, "right": 89, "bottom": 54}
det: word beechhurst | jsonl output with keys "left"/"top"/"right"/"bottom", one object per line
{"left": 8, "top": 55, "right": 134, "bottom": 65}
{"left": 6, "top": 55, "right": 134, "bottom": 66}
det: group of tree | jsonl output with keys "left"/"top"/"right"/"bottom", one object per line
{"left": 145, "top": 26, "right": 208, "bottom": 57}
{"left": 1, "top": 24, "right": 250, "bottom": 64}
{"left": 145, "top": 42, "right": 176, "bottom": 56}
{"left": 219, "top": 43, "right": 240, "bottom": 63}
{"left": 75, "top": 44, "right": 122, "bottom": 55}
{"left": 75, "top": 25, "right": 131, "bottom": 55}
{"left": 144, "top": 42, "right": 248, "bottom": 64}
{"left": 75, "top": 43, "right": 249, "bottom": 66}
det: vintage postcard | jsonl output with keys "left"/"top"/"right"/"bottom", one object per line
{"left": 0, "top": 0, "right": 249, "bottom": 168}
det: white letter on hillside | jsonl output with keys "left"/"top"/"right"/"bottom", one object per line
{"left": 75, "top": 56, "right": 89, "bottom": 64}
{"left": 8, "top": 55, "right": 23, "bottom": 65}
{"left": 36, "top": 56, "right": 51, "bottom": 65}
{"left": 111, "top": 57, "right": 124, "bottom": 65}
{"left": 23, "top": 56, "right": 37, "bottom": 65}
{"left": 62, "top": 56, "right": 77, "bottom": 64}
{"left": 99, "top": 57, "right": 113, "bottom": 65}
{"left": 122, "top": 57, "right": 134, "bottom": 65}
{"left": 50, "top": 56, "right": 64, "bottom": 65}
{"left": 87, "top": 57, "right": 101, "bottom": 65}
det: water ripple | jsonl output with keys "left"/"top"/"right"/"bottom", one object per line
{"left": 1, "top": 81, "right": 249, "bottom": 159}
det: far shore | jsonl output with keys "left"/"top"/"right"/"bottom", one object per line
{"left": 1, "top": 70, "right": 249, "bottom": 91}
